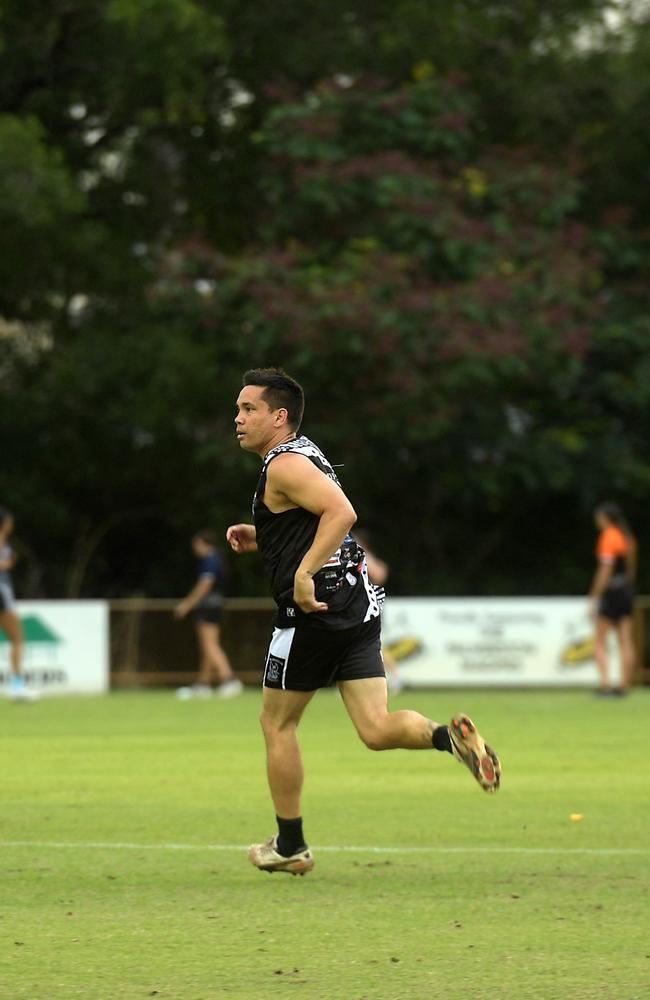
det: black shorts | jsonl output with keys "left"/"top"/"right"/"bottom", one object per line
{"left": 262, "top": 616, "right": 385, "bottom": 691}
{"left": 194, "top": 607, "right": 223, "bottom": 625}
{"left": 598, "top": 586, "right": 634, "bottom": 623}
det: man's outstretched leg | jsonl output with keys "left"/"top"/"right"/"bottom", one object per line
{"left": 339, "top": 678, "right": 500, "bottom": 793}
{"left": 248, "top": 686, "right": 317, "bottom": 875}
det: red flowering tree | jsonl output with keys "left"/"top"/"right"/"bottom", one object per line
{"left": 142, "top": 75, "right": 650, "bottom": 595}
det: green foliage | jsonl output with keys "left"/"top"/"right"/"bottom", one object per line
{"left": 144, "top": 76, "right": 649, "bottom": 595}
{"left": 0, "top": 115, "right": 85, "bottom": 311}
{"left": 1, "top": 2, "right": 650, "bottom": 597}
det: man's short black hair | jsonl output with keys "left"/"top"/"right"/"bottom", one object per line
{"left": 243, "top": 367, "right": 305, "bottom": 430}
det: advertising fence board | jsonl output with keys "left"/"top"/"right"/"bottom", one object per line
{"left": 382, "top": 598, "right": 611, "bottom": 687}
{"left": 0, "top": 601, "right": 109, "bottom": 695}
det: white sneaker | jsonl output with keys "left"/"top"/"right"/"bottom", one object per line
{"left": 9, "top": 686, "right": 39, "bottom": 702}
{"left": 176, "top": 683, "right": 212, "bottom": 700}
{"left": 248, "top": 836, "right": 314, "bottom": 875}
{"left": 218, "top": 678, "right": 243, "bottom": 699}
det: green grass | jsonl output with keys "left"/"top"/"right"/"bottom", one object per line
{"left": 1, "top": 688, "right": 649, "bottom": 1000}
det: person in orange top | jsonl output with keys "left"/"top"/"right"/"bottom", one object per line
{"left": 588, "top": 502, "right": 637, "bottom": 695}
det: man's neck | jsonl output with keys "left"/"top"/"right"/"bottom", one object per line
{"left": 260, "top": 430, "right": 298, "bottom": 459}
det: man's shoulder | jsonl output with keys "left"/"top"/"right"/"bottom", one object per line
{"left": 266, "top": 450, "right": 327, "bottom": 487}
{"left": 267, "top": 450, "right": 314, "bottom": 470}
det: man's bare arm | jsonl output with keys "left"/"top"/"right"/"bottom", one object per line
{"left": 267, "top": 454, "right": 357, "bottom": 612}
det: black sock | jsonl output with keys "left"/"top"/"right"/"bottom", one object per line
{"left": 276, "top": 816, "right": 306, "bottom": 857}
{"left": 432, "top": 725, "right": 453, "bottom": 754}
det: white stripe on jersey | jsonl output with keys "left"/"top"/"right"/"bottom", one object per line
{"left": 360, "top": 562, "right": 382, "bottom": 623}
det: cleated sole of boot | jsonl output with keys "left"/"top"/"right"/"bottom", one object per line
{"left": 450, "top": 714, "right": 501, "bottom": 793}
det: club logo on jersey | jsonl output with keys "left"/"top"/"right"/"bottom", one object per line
{"left": 265, "top": 654, "right": 285, "bottom": 683}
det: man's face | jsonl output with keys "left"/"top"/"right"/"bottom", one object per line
{"left": 235, "top": 385, "right": 284, "bottom": 454}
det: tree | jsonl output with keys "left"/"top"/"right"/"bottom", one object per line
{"left": 1, "top": 3, "right": 649, "bottom": 598}
{"left": 145, "top": 76, "right": 650, "bottom": 595}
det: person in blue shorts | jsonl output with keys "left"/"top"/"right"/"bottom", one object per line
{"left": 0, "top": 507, "right": 38, "bottom": 701}
{"left": 174, "top": 530, "right": 242, "bottom": 700}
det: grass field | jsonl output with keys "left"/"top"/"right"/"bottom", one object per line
{"left": 1, "top": 687, "right": 649, "bottom": 1000}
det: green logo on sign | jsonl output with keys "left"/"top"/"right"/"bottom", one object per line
{"left": 0, "top": 615, "right": 62, "bottom": 645}
{"left": 0, "top": 615, "right": 67, "bottom": 686}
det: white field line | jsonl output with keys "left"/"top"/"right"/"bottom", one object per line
{"left": 0, "top": 841, "right": 647, "bottom": 857}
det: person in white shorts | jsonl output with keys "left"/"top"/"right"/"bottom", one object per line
{"left": 0, "top": 508, "right": 38, "bottom": 702}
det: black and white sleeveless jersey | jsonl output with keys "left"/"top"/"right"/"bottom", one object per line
{"left": 252, "top": 435, "right": 382, "bottom": 630}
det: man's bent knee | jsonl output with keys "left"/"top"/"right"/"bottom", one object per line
{"left": 358, "top": 725, "right": 390, "bottom": 752}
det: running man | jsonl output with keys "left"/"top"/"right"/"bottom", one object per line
{"left": 174, "top": 530, "right": 243, "bottom": 700}
{"left": 0, "top": 507, "right": 38, "bottom": 701}
{"left": 227, "top": 368, "right": 500, "bottom": 876}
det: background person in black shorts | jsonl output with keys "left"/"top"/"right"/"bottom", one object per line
{"left": 227, "top": 367, "right": 501, "bottom": 876}
{"left": 174, "top": 530, "right": 242, "bottom": 700}
{"left": 588, "top": 502, "right": 638, "bottom": 696}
